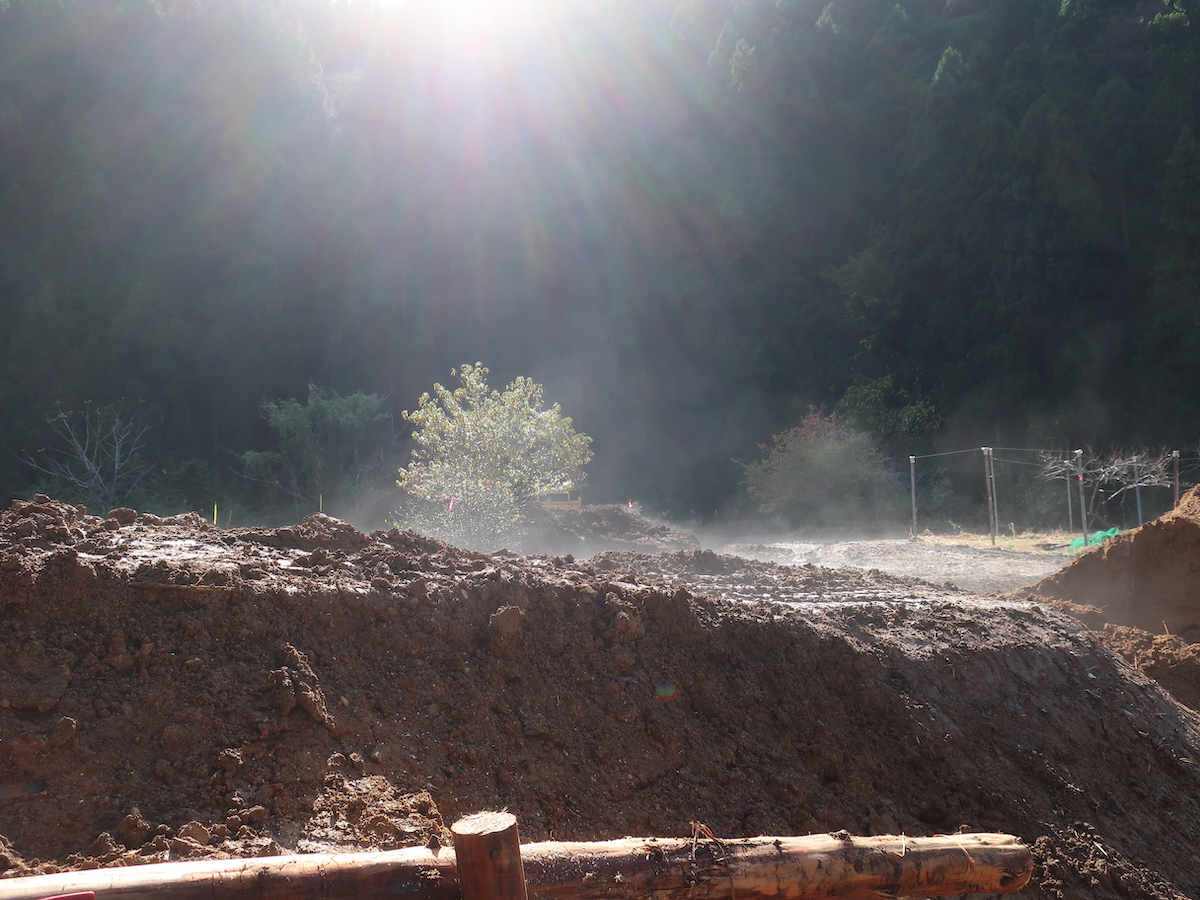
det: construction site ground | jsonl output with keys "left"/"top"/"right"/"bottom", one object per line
{"left": 4, "top": 496, "right": 1200, "bottom": 900}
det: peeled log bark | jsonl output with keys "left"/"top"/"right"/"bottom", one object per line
{"left": 0, "top": 832, "right": 1031, "bottom": 900}
{"left": 526, "top": 833, "right": 1031, "bottom": 900}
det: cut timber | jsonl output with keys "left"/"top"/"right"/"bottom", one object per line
{"left": 452, "top": 811, "right": 528, "bottom": 900}
{"left": 0, "top": 832, "right": 1031, "bottom": 900}
{"left": 524, "top": 832, "right": 1031, "bottom": 900}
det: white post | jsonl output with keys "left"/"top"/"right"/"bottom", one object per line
{"left": 989, "top": 448, "right": 1001, "bottom": 537}
{"left": 1134, "top": 454, "right": 1144, "bottom": 526}
{"left": 1075, "top": 449, "right": 1088, "bottom": 545}
{"left": 1174, "top": 450, "right": 1181, "bottom": 506}
{"left": 983, "top": 448, "right": 996, "bottom": 546}
{"left": 910, "top": 456, "right": 918, "bottom": 537}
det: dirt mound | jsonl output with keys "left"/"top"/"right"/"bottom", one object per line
{"left": 509, "top": 504, "right": 700, "bottom": 557}
{"left": 1100, "top": 627, "right": 1200, "bottom": 713}
{"left": 1024, "top": 486, "right": 1200, "bottom": 636}
{"left": 4, "top": 495, "right": 1200, "bottom": 899}
{"left": 1018, "top": 486, "right": 1200, "bottom": 714}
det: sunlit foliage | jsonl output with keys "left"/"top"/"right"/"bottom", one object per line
{"left": 397, "top": 364, "right": 592, "bottom": 549}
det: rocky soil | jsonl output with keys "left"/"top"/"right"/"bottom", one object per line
{"left": 3, "top": 495, "right": 1200, "bottom": 900}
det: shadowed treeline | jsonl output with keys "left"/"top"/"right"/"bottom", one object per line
{"left": 0, "top": 0, "right": 1197, "bottom": 523}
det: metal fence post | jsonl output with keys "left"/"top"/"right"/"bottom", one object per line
{"left": 983, "top": 448, "right": 996, "bottom": 546}
{"left": 1075, "top": 449, "right": 1088, "bottom": 545}
{"left": 910, "top": 456, "right": 917, "bottom": 537}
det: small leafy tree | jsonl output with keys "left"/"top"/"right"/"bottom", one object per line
{"left": 742, "top": 410, "right": 902, "bottom": 528}
{"left": 397, "top": 363, "right": 592, "bottom": 549}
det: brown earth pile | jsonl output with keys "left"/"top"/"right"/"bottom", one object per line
{"left": 2, "top": 496, "right": 1200, "bottom": 900}
{"left": 1019, "top": 485, "right": 1200, "bottom": 714}
{"left": 1024, "top": 486, "right": 1200, "bottom": 636}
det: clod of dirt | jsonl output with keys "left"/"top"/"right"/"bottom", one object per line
{"left": 1033, "top": 824, "right": 1191, "bottom": 900}
{"left": 300, "top": 778, "right": 449, "bottom": 852}
{"left": 3, "top": 496, "right": 1200, "bottom": 900}
{"left": 271, "top": 644, "right": 336, "bottom": 730}
{"left": 108, "top": 508, "right": 138, "bottom": 526}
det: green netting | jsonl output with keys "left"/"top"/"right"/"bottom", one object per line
{"left": 1069, "top": 527, "right": 1121, "bottom": 552}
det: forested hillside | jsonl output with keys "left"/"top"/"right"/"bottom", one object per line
{"left": 1, "top": 0, "right": 1197, "bottom": 525}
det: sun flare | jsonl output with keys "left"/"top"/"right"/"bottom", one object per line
{"left": 436, "top": 0, "right": 547, "bottom": 47}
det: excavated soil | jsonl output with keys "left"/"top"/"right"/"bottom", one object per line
{"left": 1017, "top": 486, "right": 1200, "bottom": 730}
{"left": 3, "top": 496, "right": 1200, "bottom": 900}
{"left": 1022, "top": 488, "right": 1200, "bottom": 637}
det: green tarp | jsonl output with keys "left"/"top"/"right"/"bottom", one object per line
{"left": 1069, "top": 527, "right": 1122, "bottom": 552}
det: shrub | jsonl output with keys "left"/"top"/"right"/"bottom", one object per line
{"left": 396, "top": 364, "right": 592, "bottom": 549}
{"left": 742, "top": 411, "right": 903, "bottom": 528}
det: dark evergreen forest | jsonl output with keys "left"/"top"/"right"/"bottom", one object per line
{"left": 2, "top": 0, "right": 1198, "bottom": 527}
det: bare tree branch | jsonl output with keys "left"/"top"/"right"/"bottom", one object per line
{"left": 23, "top": 401, "right": 156, "bottom": 512}
{"left": 1040, "top": 448, "right": 1174, "bottom": 507}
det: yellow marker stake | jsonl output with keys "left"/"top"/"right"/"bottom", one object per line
{"left": 213, "top": 503, "right": 217, "bottom": 526}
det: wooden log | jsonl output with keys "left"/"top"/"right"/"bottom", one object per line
{"left": 0, "top": 832, "right": 1031, "bottom": 900}
{"left": 524, "top": 832, "right": 1032, "bottom": 900}
{"left": 451, "top": 812, "right": 527, "bottom": 900}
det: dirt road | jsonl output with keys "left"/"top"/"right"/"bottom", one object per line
{"left": 721, "top": 538, "right": 1068, "bottom": 594}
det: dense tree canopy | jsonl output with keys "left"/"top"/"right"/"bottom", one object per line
{"left": 240, "top": 386, "right": 395, "bottom": 523}
{"left": 1, "top": 0, "right": 1198, "bottom": 526}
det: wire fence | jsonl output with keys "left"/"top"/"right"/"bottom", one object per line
{"left": 906, "top": 446, "right": 1200, "bottom": 545}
